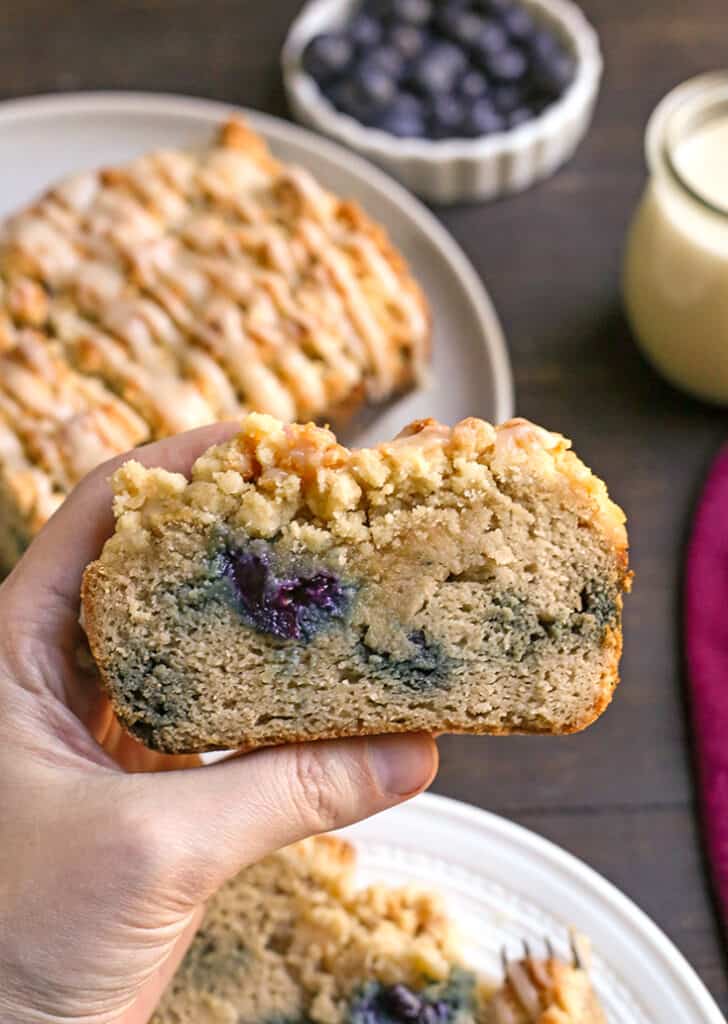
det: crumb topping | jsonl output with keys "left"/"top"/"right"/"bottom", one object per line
{"left": 105, "top": 414, "right": 627, "bottom": 559}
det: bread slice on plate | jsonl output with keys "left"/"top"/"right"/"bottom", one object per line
{"left": 82, "top": 413, "right": 631, "bottom": 753}
{"left": 0, "top": 118, "right": 429, "bottom": 570}
{"left": 151, "top": 834, "right": 606, "bottom": 1024}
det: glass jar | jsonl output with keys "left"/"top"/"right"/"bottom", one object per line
{"left": 623, "top": 72, "right": 728, "bottom": 404}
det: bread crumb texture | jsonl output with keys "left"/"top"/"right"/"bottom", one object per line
{"left": 82, "top": 414, "right": 631, "bottom": 752}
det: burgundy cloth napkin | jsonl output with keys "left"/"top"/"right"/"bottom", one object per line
{"left": 685, "top": 442, "right": 728, "bottom": 926}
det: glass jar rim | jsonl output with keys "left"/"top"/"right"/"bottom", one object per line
{"left": 646, "top": 71, "right": 728, "bottom": 220}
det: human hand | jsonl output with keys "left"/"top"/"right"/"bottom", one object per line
{"left": 0, "top": 424, "right": 438, "bottom": 1024}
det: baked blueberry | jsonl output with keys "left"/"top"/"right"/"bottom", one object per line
{"left": 386, "top": 984, "right": 423, "bottom": 1020}
{"left": 429, "top": 95, "right": 466, "bottom": 138}
{"left": 219, "top": 549, "right": 350, "bottom": 642}
{"left": 302, "top": 33, "right": 354, "bottom": 84}
{"left": 389, "top": 23, "right": 428, "bottom": 60}
{"left": 459, "top": 68, "right": 490, "bottom": 100}
{"left": 349, "top": 13, "right": 383, "bottom": 50}
{"left": 485, "top": 45, "right": 528, "bottom": 81}
{"left": 463, "top": 98, "right": 505, "bottom": 136}
{"left": 410, "top": 42, "right": 468, "bottom": 94}
{"left": 391, "top": 0, "right": 433, "bottom": 26}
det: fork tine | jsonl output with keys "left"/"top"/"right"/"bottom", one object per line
{"left": 522, "top": 939, "right": 531, "bottom": 960}
{"left": 501, "top": 945, "right": 509, "bottom": 974}
{"left": 570, "top": 932, "right": 583, "bottom": 969}
{"left": 545, "top": 937, "right": 555, "bottom": 960}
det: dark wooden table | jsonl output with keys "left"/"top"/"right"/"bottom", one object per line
{"left": 4, "top": 0, "right": 728, "bottom": 1012}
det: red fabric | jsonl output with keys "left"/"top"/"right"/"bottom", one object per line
{"left": 685, "top": 442, "right": 728, "bottom": 925}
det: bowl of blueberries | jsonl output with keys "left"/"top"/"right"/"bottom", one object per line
{"left": 282, "top": 0, "right": 602, "bottom": 203}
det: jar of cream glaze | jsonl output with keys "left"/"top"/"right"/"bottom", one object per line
{"left": 624, "top": 72, "right": 728, "bottom": 403}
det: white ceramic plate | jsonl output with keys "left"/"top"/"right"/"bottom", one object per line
{"left": 0, "top": 91, "right": 513, "bottom": 443}
{"left": 339, "top": 793, "right": 725, "bottom": 1024}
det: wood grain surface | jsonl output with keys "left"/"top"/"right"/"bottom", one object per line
{"left": 2, "top": 0, "right": 727, "bottom": 1012}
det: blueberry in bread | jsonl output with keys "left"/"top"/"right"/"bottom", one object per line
{"left": 82, "top": 413, "right": 631, "bottom": 753}
{"left": 151, "top": 834, "right": 606, "bottom": 1024}
{"left": 0, "top": 118, "right": 429, "bottom": 571}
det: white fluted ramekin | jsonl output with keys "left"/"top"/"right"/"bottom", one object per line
{"left": 282, "top": 0, "right": 602, "bottom": 204}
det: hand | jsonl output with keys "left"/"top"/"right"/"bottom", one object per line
{"left": 0, "top": 424, "right": 438, "bottom": 1024}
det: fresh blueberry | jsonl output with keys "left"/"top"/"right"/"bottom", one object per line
{"left": 362, "top": 0, "right": 395, "bottom": 14}
{"left": 438, "top": 9, "right": 486, "bottom": 47}
{"left": 472, "top": 19, "right": 508, "bottom": 60}
{"left": 373, "top": 106, "right": 427, "bottom": 137}
{"left": 389, "top": 23, "right": 428, "bottom": 60}
{"left": 410, "top": 42, "right": 468, "bottom": 94}
{"left": 501, "top": 4, "right": 535, "bottom": 40}
{"left": 481, "top": 0, "right": 513, "bottom": 14}
{"left": 348, "top": 12, "right": 383, "bottom": 50}
{"left": 485, "top": 45, "right": 527, "bottom": 81}
{"left": 492, "top": 82, "right": 522, "bottom": 113}
{"left": 530, "top": 49, "right": 575, "bottom": 95}
{"left": 302, "top": 33, "right": 354, "bottom": 84}
{"left": 507, "top": 106, "right": 534, "bottom": 128}
{"left": 353, "top": 63, "right": 398, "bottom": 109}
{"left": 527, "top": 26, "right": 563, "bottom": 58}
{"left": 459, "top": 68, "right": 490, "bottom": 100}
{"left": 428, "top": 95, "right": 466, "bottom": 138}
{"left": 327, "top": 80, "right": 374, "bottom": 121}
{"left": 365, "top": 43, "right": 407, "bottom": 80}
{"left": 433, "top": 6, "right": 463, "bottom": 38}
{"left": 390, "top": 91, "right": 425, "bottom": 116}
{"left": 392, "top": 0, "right": 433, "bottom": 26}
{"left": 463, "top": 98, "right": 505, "bottom": 136}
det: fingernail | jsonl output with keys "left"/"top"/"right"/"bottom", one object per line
{"left": 368, "top": 734, "right": 437, "bottom": 796}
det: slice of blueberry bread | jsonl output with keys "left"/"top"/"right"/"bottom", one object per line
{"left": 82, "top": 413, "right": 631, "bottom": 753}
{"left": 151, "top": 834, "right": 488, "bottom": 1024}
{"left": 151, "top": 835, "right": 606, "bottom": 1024}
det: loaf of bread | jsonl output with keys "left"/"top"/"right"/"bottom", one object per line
{"left": 151, "top": 834, "right": 606, "bottom": 1024}
{"left": 0, "top": 119, "right": 429, "bottom": 570}
{"left": 82, "top": 413, "right": 630, "bottom": 753}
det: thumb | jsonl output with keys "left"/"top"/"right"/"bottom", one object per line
{"left": 127, "top": 733, "right": 437, "bottom": 906}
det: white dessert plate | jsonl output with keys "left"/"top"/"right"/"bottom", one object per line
{"left": 339, "top": 792, "right": 725, "bottom": 1023}
{"left": 0, "top": 91, "right": 513, "bottom": 442}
